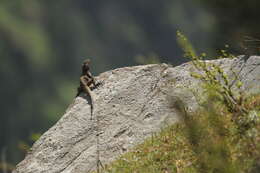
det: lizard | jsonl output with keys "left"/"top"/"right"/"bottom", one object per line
{"left": 76, "top": 59, "right": 101, "bottom": 120}
{"left": 76, "top": 59, "right": 104, "bottom": 172}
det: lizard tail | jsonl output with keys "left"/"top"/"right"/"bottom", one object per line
{"left": 82, "top": 85, "right": 94, "bottom": 120}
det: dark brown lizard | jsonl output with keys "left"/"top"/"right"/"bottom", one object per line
{"left": 76, "top": 59, "right": 101, "bottom": 119}
{"left": 76, "top": 59, "right": 104, "bottom": 172}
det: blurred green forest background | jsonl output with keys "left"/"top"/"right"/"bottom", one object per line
{"left": 0, "top": 0, "right": 259, "bottom": 166}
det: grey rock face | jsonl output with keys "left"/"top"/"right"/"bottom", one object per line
{"left": 13, "top": 56, "right": 260, "bottom": 173}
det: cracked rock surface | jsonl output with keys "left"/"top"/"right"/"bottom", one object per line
{"left": 13, "top": 56, "right": 260, "bottom": 173}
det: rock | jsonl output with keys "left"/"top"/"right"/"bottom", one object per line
{"left": 13, "top": 56, "right": 260, "bottom": 173}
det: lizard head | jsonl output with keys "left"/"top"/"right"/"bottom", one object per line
{"left": 81, "top": 59, "right": 91, "bottom": 73}
{"left": 83, "top": 59, "right": 91, "bottom": 65}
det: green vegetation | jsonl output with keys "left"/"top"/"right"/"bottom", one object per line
{"left": 100, "top": 33, "right": 260, "bottom": 173}
{"left": 103, "top": 94, "right": 260, "bottom": 173}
